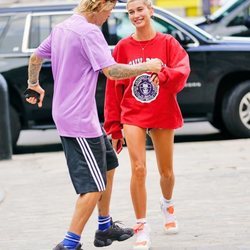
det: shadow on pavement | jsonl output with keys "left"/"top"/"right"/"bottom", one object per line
{"left": 13, "top": 143, "right": 63, "bottom": 155}
{"left": 174, "top": 131, "right": 232, "bottom": 143}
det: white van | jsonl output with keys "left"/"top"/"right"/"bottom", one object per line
{"left": 195, "top": 0, "right": 250, "bottom": 37}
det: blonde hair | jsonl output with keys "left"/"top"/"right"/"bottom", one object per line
{"left": 76, "top": 0, "right": 117, "bottom": 14}
{"left": 126, "top": 0, "right": 152, "bottom": 8}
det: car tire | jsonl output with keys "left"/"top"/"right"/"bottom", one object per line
{"left": 222, "top": 81, "right": 250, "bottom": 138}
{"left": 10, "top": 106, "right": 21, "bottom": 146}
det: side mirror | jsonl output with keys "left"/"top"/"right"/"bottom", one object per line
{"left": 205, "top": 15, "right": 212, "bottom": 24}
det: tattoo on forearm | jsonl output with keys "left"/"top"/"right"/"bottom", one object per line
{"left": 108, "top": 64, "right": 148, "bottom": 80}
{"left": 28, "top": 55, "right": 43, "bottom": 83}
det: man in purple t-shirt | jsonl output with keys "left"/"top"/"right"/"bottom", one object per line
{"left": 26, "top": 0, "right": 162, "bottom": 249}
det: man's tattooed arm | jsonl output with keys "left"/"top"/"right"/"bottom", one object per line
{"left": 102, "top": 58, "right": 162, "bottom": 80}
{"left": 107, "top": 63, "right": 149, "bottom": 80}
{"left": 28, "top": 53, "right": 43, "bottom": 86}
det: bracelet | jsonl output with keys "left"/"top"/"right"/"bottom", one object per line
{"left": 27, "top": 79, "right": 39, "bottom": 87}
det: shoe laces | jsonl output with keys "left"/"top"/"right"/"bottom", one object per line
{"left": 133, "top": 223, "right": 145, "bottom": 234}
{"left": 133, "top": 223, "right": 150, "bottom": 244}
{"left": 110, "top": 220, "right": 125, "bottom": 230}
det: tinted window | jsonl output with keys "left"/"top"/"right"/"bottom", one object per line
{"left": 0, "top": 16, "right": 9, "bottom": 38}
{"left": 102, "top": 12, "right": 134, "bottom": 45}
{"left": 228, "top": 5, "right": 250, "bottom": 26}
{"left": 29, "top": 14, "right": 70, "bottom": 49}
{"left": 0, "top": 14, "right": 26, "bottom": 53}
{"left": 212, "top": 0, "right": 245, "bottom": 21}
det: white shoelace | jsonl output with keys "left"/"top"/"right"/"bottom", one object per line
{"left": 134, "top": 223, "right": 150, "bottom": 243}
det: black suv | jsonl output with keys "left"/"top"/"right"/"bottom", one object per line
{"left": 1, "top": 2, "right": 250, "bottom": 146}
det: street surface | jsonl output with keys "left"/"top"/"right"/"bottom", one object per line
{"left": 0, "top": 123, "right": 250, "bottom": 249}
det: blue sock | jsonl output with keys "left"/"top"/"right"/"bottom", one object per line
{"left": 98, "top": 215, "right": 111, "bottom": 231}
{"left": 62, "top": 231, "right": 81, "bottom": 249}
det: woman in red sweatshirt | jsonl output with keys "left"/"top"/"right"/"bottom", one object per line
{"left": 104, "top": 0, "right": 190, "bottom": 249}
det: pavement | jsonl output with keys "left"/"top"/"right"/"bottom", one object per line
{"left": 0, "top": 187, "right": 4, "bottom": 203}
{"left": 0, "top": 138, "right": 250, "bottom": 250}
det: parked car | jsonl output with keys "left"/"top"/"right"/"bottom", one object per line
{"left": 1, "top": 2, "right": 250, "bottom": 147}
{"left": 195, "top": 0, "right": 250, "bottom": 37}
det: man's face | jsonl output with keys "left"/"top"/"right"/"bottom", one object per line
{"left": 95, "top": 2, "right": 116, "bottom": 26}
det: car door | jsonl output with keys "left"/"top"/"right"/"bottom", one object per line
{"left": 24, "top": 11, "right": 71, "bottom": 125}
{"left": 0, "top": 13, "right": 29, "bottom": 114}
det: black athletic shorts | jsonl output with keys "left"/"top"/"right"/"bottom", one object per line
{"left": 60, "top": 129, "right": 118, "bottom": 195}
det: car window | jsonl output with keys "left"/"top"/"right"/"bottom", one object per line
{"left": 29, "top": 14, "right": 70, "bottom": 49}
{"left": 103, "top": 12, "right": 194, "bottom": 47}
{"left": 212, "top": 0, "right": 245, "bottom": 21}
{"left": 0, "top": 14, "right": 26, "bottom": 54}
{"left": 101, "top": 12, "right": 134, "bottom": 45}
{"left": 0, "top": 16, "right": 9, "bottom": 39}
{"left": 152, "top": 16, "right": 195, "bottom": 46}
{"left": 227, "top": 4, "right": 250, "bottom": 26}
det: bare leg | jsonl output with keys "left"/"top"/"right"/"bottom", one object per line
{"left": 69, "top": 191, "right": 102, "bottom": 235}
{"left": 97, "top": 169, "right": 115, "bottom": 216}
{"left": 150, "top": 129, "right": 175, "bottom": 200}
{"left": 123, "top": 124, "right": 147, "bottom": 220}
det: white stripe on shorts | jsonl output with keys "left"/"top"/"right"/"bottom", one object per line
{"left": 76, "top": 137, "right": 105, "bottom": 192}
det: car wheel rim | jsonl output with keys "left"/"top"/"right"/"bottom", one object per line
{"left": 239, "top": 92, "right": 250, "bottom": 129}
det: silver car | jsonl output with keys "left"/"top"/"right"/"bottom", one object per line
{"left": 195, "top": 0, "right": 250, "bottom": 37}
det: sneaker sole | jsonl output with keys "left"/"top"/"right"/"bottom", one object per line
{"left": 94, "top": 233, "right": 133, "bottom": 247}
{"left": 133, "top": 241, "right": 151, "bottom": 250}
{"left": 164, "top": 225, "right": 178, "bottom": 235}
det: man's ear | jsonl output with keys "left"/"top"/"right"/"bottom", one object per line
{"left": 150, "top": 7, "right": 154, "bottom": 17}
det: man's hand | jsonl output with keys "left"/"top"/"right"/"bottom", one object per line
{"left": 25, "top": 84, "right": 45, "bottom": 108}
{"left": 146, "top": 58, "right": 163, "bottom": 74}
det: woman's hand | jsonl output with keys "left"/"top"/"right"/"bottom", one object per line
{"left": 112, "top": 138, "right": 125, "bottom": 154}
{"left": 151, "top": 73, "right": 160, "bottom": 86}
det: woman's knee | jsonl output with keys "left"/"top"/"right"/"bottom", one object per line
{"left": 160, "top": 169, "right": 174, "bottom": 180}
{"left": 132, "top": 162, "right": 147, "bottom": 180}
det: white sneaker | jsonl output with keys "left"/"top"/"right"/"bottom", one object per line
{"left": 133, "top": 223, "right": 151, "bottom": 250}
{"left": 160, "top": 199, "right": 178, "bottom": 234}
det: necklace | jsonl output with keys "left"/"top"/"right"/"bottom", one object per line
{"left": 133, "top": 32, "right": 157, "bottom": 60}
{"left": 139, "top": 41, "right": 150, "bottom": 60}
{"left": 139, "top": 40, "right": 151, "bottom": 51}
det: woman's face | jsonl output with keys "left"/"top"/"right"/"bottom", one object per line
{"left": 127, "top": 0, "right": 153, "bottom": 29}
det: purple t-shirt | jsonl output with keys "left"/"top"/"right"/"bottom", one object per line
{"left": 35, "top": 14, "right": 116, "bottom": 138}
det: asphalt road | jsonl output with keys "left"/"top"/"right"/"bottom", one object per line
{"left": 1, "top": 127, "right": 250, "bottom": 250}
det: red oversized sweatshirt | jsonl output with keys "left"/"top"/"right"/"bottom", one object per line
{"left": 104, "top": 32, "right": 190, "bottom": 139}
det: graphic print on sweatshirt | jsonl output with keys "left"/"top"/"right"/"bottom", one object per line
{"left": 132, "top": 73, "right": 159, "bottom": 103}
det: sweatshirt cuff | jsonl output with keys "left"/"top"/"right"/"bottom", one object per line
{"left": 158, "top": 70, "right": 167, "bottom": 84}
{"left": 112, "top": 130, "right": 123, "bottom": 139}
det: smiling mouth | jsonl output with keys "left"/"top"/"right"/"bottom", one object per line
{"left": 134, "top": 19, "right": 144, "bottom": 24}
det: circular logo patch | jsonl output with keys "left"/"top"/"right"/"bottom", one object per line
{"left": 132, "top": 73, "right": 159, "bottom": 103}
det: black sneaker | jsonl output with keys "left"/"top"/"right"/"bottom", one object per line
{"left": 53, "top": 243, "right": 83, "bottom": 250}
{"left": 94, "top": 219, "right": 134, "bottom": 247}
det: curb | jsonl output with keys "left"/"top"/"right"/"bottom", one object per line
{"left": 0, "top": 188, "right": 5, "bottom": 204}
